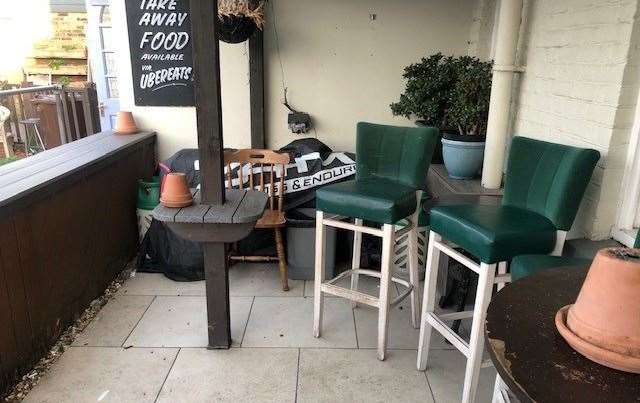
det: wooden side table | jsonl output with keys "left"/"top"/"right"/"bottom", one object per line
{"left": 153, "top": 188, "right": 267, "bottom": 348}
{"left": 485, "top": 266, "right": 640, "bottom": 402}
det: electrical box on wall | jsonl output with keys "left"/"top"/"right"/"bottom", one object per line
{"left": 283, "top": 88, "right": 312, "bottom": 134}
{"left": 288, "top": 112, "right": 312, "bottom": 134}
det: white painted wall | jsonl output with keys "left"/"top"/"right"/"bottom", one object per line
{"left": 507, "top": 0, "right": 640, "bottom": 239}
{"left": 112, "top": 0, "right": 476, "bottom": 159}
{"left": 111, "top": 0, "right": 252, "bottom": 160}
{"left": 263, "top": 0, "right": 475, "bottom": 151}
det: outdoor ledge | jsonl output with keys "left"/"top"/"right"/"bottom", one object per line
{"left": 0, "top": 130, "right": 156, "bottom": 218}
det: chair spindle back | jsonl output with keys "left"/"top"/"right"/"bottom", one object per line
{"left": 224, "top": 149, "right": 290, "bottom": 211}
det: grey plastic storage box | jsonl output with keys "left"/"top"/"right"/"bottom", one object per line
{"left": 286, "top": 208, "right": 336, "bottom": 280}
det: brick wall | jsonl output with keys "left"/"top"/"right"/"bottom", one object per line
{"left": 508, "top": 0, "right": 640, "bottom": 239}
{"left": 24, "top": 12, "right": 88, "bottom": 81}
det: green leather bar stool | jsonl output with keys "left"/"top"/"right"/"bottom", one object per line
{"left": 417, "top": 136, "right": 600, "bottom": 403}
{"left": 510, "top": 232, "right": 640, "bottom": 282}
{"left": 314, "top": 122, "right": 438, "bottom": 360}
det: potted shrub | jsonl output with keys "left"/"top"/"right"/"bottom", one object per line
{"left": 390, "top": 53, "right": 457, "bottom": 164}
{"left": 391, "top": 54, "right": 493, "bottom": 178}
{"left": 218, "top": 0, "right": 265, "bottom": 44}
{"left": 442, "top": 56, "right": 493, "bottom": 179}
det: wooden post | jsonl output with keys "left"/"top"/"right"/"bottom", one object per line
{"left": 68, "top": 90, "right": 80, "bottom": 140}
{"left": 79, "top": 84, "right": 96, "bottom": 136}
{"left": 189, "top": 0, "right": 230, "bottom": 349}
{"left": 249, "top": 30, "right": 265, "bottom": 149}
{"left": 190, "top": 0, "right": 225, "bottom": 205}
{"left": 60, "top": 89, "right": 73, "bottom": 143}
{"left": 203, "top": 242, "right": 231, "bottom": 347}
{"left": 54, "top": 92, "right": 67, "bottom": 145}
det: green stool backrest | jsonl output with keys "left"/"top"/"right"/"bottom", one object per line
{"left": 635, "top": 232, "right": 640, "bottom": 248}
{"left": 355, "top": 122, "right": 439, "bottom": 189}
{"left": 503, "top": 136, "right": 600, "bottom": 231}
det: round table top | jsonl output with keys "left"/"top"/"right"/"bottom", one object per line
{"left": 485, "top": 266, "right": 640, "bottom": 403}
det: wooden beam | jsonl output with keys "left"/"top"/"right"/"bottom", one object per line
{"left": 249, "top": 30, "right": 265, "bottom": 149}
{"left": 190, "top": 0, "right": 225, "bottom": 205}
{"left": 203, "top": 242, "right": 231, "bottom": 348}
{"left": 189, "top": 0, "right": 231, "bottom": 350}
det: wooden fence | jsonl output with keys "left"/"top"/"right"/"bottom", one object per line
{"left": 0, "top": 83, "right": 101, "bottom": 158}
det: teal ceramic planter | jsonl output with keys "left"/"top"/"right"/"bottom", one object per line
{"left": 442, "top": 138, "right": 485, "bottom": 179}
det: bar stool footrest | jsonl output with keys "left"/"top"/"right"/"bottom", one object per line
{"left": 425, "top": 312, "right": 471, "bottom": 357}
{"left": 321, "top": 268, "right": 414, "bottom": 308}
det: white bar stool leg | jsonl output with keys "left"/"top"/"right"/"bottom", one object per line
{"left": 407, "top": 224, "right": 421, "bottom": 328}
{"left": 313, "top": 211, "right": 326, "bottom": 338}
{"left": 377, "top": 223, "right": 395, "bottom": 360}
{"left": 492, "top": 374, "right": 510, "bottom": 403}
{"left": 462, "top": 262, "right": 497, "bottom": 403}
{"left": 34, "top": 124, "right": 45, "bottom": 150}
{"left": 417, "top": 230, "right": 441, "bottom": 370}
{"left": 350, "top": 218, "right": 363, "bottom": 308}
{"left": 496, "top": 261, "right": 508, "bottom": 291}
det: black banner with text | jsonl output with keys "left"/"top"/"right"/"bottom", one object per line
{"left": 125, "top": 0, "right": 195, "bottom": 106}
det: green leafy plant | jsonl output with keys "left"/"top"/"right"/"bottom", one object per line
{"left": 390, "top": 53, "right": 456, "bottom": 128}
{"left": 47, "top": 59, "right": 64, "bottom": 71}
{"left": 391, "top": 53, "right": 493, "bottom": 136}
{"left": 447, "top": 56, "right": 493, "bottom": 136}
{"left": 58, "top": 76, "right": 71, "bottom": 86}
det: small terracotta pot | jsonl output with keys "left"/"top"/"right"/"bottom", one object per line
{"left": 114, "top": 111, "right": 139, "bottom": 135}
{"left": 160, "top": 173, "right": 193, "bottom": 208}
{"left": 555, "top": 247, "right": 640, "bottom": 373}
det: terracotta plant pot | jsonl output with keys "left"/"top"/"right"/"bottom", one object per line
{"left": 114, "top": 111, "right": 139, "bottom": 135}
{"left": 555, "top": 247, "right": 640, "bottom": 373}
{"left": 160, "top": 173, "right": 193, "bottom": 208}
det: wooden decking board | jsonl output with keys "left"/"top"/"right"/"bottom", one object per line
{"left": 153, "top": 189, "right": 268, "bottom": 225}
{"left": 0, "top": 133, "right": 122, "bottom": 187}
{"left": 233, "top": 190, "right": 268, "bottom": 223}
{"left": 203, "top": 190, "right": 246, "bottom": 224}
{"left": 0, "top": 132, "right": 155, "bottom": 209}
{"left": 0, "top": 130, "right": 111, "bottom": 176}
{"left": 174, "top": 191, "right": 213, "bottom": 223}
{"left": 428, "top": 164, "right": 503, "bottom": 196}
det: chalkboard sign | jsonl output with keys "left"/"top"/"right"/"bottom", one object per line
{"left": 125, "top": 0, "right": 195, "bottom": 106}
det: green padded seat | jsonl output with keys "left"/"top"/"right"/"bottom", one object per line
{"left": 510, "top": 255, "right": 590, "bottom": 281}
{"left": 316, "top": 122, "right": 438, "bottom": 225}
{"left": 510, "top": 227, "right": 640, "bottom": 282}
{"left": 429, "top": 204, "right": 557, "bottom": 264}
{"left": 316, "top": 179, "right": 417, "bottom": 224}
{"left": 429, "top": 136, "right": 600, "bottom": 264}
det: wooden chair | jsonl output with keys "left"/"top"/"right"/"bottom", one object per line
{"left": 224, "top": 149, "right": 291, "bottom": 291}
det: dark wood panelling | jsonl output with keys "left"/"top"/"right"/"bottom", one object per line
{"left": 0, "top": 219, "right": 33, "bottom": 377}
{"left": 0, "top": 132, "right": 156, "bottom": 395}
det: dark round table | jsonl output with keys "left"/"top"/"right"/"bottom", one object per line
{"left": 485, "top": 266, "right": 640, "bottom": 403}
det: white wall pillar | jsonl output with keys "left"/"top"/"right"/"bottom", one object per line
{"left": 481, "top": 0, "right": 523, "bottom": 189}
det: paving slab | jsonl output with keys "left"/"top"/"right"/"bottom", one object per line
{"left": 242, "top": 297, "right": 356, "bottom": 348}
{"left": 23, "top": 347, "right": 177, "bottom": 403}
{"left": 229, "top": 263, "right": 303, "bottom": 297}
{"left": 156, "top": 348, "right": 298, "bottom": 403}
{"left": 118, "top": 273, "right": 205, "bottom": 296}
{"left": 297, "top": 348, "right": 433, "bottom": 403}
{"left": 124, "top": 296, "right": 253, "bottom": 347}
{"left": 72, "top": 295, "right": 154, "bottom": 347}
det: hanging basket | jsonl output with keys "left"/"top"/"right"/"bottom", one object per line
{"left": 218, "top": 15, "right": 257, "bottom": 44}
{"left": 218, "top": 0, "right": 265, "bottom": 44}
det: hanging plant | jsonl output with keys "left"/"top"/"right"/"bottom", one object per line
{"left": 218, "top": 0, "right": 266, "bottom": 44}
